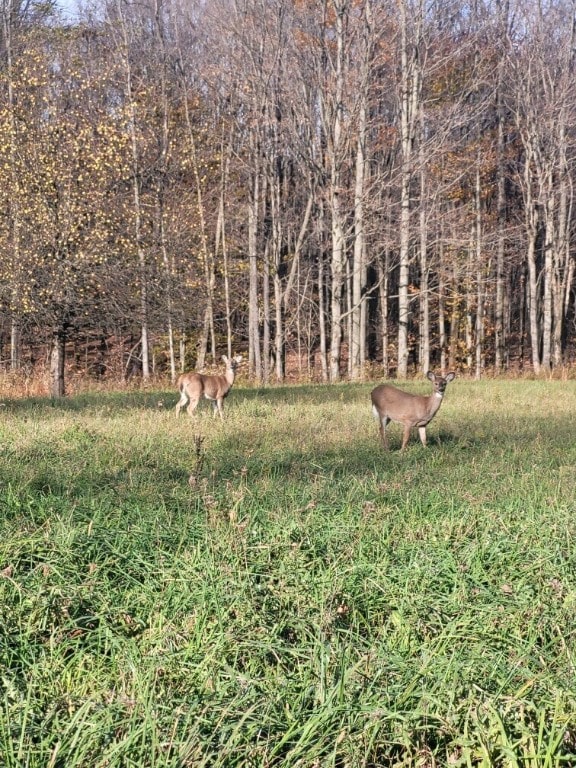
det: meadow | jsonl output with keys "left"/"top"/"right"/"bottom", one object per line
{"left": 1, "top": 378, "right": 575, "bottom": 767}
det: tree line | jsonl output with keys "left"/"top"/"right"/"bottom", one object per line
{"left": 1, "top": 0, "right": 575, "bottom": 395}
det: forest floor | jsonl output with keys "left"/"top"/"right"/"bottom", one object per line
{"left": 1, "top": 379, "right": 576, "bottom": 766}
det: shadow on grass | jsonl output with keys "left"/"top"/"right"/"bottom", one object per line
{"left": 204, "top": 424, "right": 476, "bottom": 488}
{"left": 0, "top": 390, "right": 172, "bottom": 415}
{"left": 2, "top": 384, "right": 575, "bottom": 510}
{"left": 0, "top": 382, "right": 373, "bottom": 417}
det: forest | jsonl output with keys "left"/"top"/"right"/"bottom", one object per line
{"left": 1, "top": 0, "right": 575, "bottom": 395}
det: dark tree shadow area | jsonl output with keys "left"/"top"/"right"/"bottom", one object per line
{"left": 0, "top": 382, "right": 374, "bottom": 416}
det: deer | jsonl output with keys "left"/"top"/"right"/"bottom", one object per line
{"left": 175, "top": 355, "right": 243, "bottom": 420}
{"left": 370, "top": 371, "right": 456, "bottom": 451}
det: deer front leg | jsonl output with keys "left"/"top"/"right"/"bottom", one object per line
{"left": 400, "top": 425, "right": 412, "bottom": 451}
{"left": 418, "top": 426, "right": 427, "bottom": 447}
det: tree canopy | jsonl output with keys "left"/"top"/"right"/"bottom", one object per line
{"left": 1, "top": 0, "right": 576, "bottom": 392}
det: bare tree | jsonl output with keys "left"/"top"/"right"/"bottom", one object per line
{"left": 396, "top": 0, "right": 422, "bottom": 378}
{"left": 109, "top": 0, "right": 152, "bottom": 380}
{"left": 507, "top": 0, "right": 576, "bottom": 373}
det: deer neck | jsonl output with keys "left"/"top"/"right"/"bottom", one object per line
{"left": 427, "top": 391, "right": 444, "bottom": 417}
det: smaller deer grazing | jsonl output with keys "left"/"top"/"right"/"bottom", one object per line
{"left": 175, "top": 355, "right": 242, "bottom": 420}
{"left": 371, "top": 371, "right": 455, "bottom": 451}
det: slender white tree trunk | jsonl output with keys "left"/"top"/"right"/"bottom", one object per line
{"left": 397, "top": 0, "right": 421, "bottom": 378}
{"left": 3, "top": 2, "right": 22, "bottom": 372}
{"left": 438, "top": 242, "right": 446, "bottom": 374}
{"left": 418, "top": 107, "right": 429, "bottom": 373}
{"left": 327, "top": 0, "right": 347, "bottom": 383}
{"left": 318, "top": 237, "right": 329, "bottom": 382}
{"left": 350, "top": 1, "right": 372, "bottom": 380}
{"left": 475, "top": 167, "right": 484, "bottom": 380}
{"left": 248, "top": 164, "right": 262, "bottom": 380}
{"left": 216, "top": 130, "right": 234, "bottom": 359}
{"left": 541, "top": 184, "right": 554, "bottom": 372}
{"left": 526, "top": 219, "right": 541, "bottom": 375}
{"left": 50, "top": 328, "right": 66, "bottom": 398}
{"left": 116, "top": 0, "right": 150, "bottom": 379}
{"left": 494, "top": 85, "right": 506, "bottom": 372}
{"left": 552, "top": 126, "right": 571, "bottom": 368}
{"left": 377, "top": 251, "right": 390, "bottom": 377}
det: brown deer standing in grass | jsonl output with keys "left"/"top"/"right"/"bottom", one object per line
{"left": 175, "top": 355, "right": 242, "bottom": 420}
{"left": 371, "top": 371, "right": 456, "bottom": 451}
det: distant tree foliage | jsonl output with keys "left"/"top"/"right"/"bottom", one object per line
{"left": 0, "top": 0, "right": 575, "bottom": 392}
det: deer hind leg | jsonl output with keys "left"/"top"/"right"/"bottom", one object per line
{"left": 418, "top": 426, "right": 427, "bottom": 447}
{"left": 379, "top": 416, "right": 390, "bottom": 449}
{"left": 175, "top": 389, "right": 189, "bottom": 417}
{"left": 186, "top": 393, "right": 201, "bottom": 417}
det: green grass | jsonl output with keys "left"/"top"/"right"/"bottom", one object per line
{"left": 1, "top": 379, "right": 576, "bottom": 766}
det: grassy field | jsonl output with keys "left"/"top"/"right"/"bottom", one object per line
{"left": 1, "top": 378, "right": 576, "bottom": 767}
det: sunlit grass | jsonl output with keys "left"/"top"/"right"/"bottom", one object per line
{"left": 1, "top": 378, "right": 576, "bottom": 765}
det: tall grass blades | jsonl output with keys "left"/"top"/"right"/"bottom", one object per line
{"left": 1, "top": 381, "right": 576, "bottom": 766}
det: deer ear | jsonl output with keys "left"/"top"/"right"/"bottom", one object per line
{"left": 426, "top": 371, "right": 435, "bottom": 381}
{"left": 222, "top": 355, "right": 229, "bottom": 363}
{"left": 446, "top": 372, "right": 456, "bottom": 382}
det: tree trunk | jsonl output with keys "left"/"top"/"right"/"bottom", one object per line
{"left": 494, "top": 87, "right": 506, "bottom": 372}
{"left": 328, "top": 194, "right": 344, "bottom": 383}
{"left": 327, "top": 0, "right": 347, "bottom": 383}
{"left": 474, "top": 165, "right": 484, "bottom": 380}
{"left": 318, "top": 247, "right": 329, "bottom": 383}
{"left": 184, "top": 96, "right": 216, "bottom": 371}
{"left": 541, "top": 186, "right": 554, "bottom": 372}
{"left": 268, "top": 149, "right": 281, "bottom": 383}
{"left": 3, "top": 4, "right": 22, "bottom": 374}
{"left": 465, "top": 239, "right": 473, "bottom": 371}
{"left": 526, "top": 220, "right": 541, "bottom": 375}
{"left": 116, "top": 0, "right": 150, "bottom": 380}
{"left": 154, "top": 0, "right": 176, "bottom": 383}
{"left": 274, "top": 263, "right": 285, "bottom": 381}
{"left": 552, "top": 127, "right": 571, "bottom": 368}
{"left": 248, "top": 167, "right": 262, "bottom": 380}
{"left": 350, "top": 1, "right": 372, "bottom": 381}
{"left": 418, "top": 113, "right": 429, "bottom": 373}
{"left": 449, "top": 262, "right": 459, "bottom": 371}
{"left": 217, "top": 130, "right": 234, "bottom": 359}
{"left": 277, "top": 188, "right": 314, "bottom": 381}
{"left": 397, "top": 0, "right": 421, "bottom": 378}
{"left": 11, "top": 320, "right": 20, "bottom": 371}
{"left": 50, "top": 327, "right": 66, "bottom": 398}
{"left": 350, "top": 110, "right": 367, "bottom": 380}
{"left": 156, "top": 173, "right": 176, "bottom": 383}
{"left": 377, "top": 252, "right": 390, "bottom": 377}
{"left": 438, "top": 246, "right": 446, "bottom": 374}
{"left": 263, "top": 239, "right": 271, "bottom": 384}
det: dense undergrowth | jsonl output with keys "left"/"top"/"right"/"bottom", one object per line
{"left": 1, "top": 379, "right": 575, "bottom": 766}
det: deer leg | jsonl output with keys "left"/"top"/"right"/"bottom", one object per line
{"left": 186, "top": 396, "right": 200, "bottom": 417}
{"left": 175, "top": 390, "right": 188, "bottom": 417}
{"left": 418, "top": 426, "right": 427, "bottom": 447}
{"left": 214, "top": 398, "right": 225, "bottom": 420}
{"left": 379, "top": 416, "right": 390, "bottom": 449}
{"left": 400, "top": 425, "right": 412, "bottom": 451}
